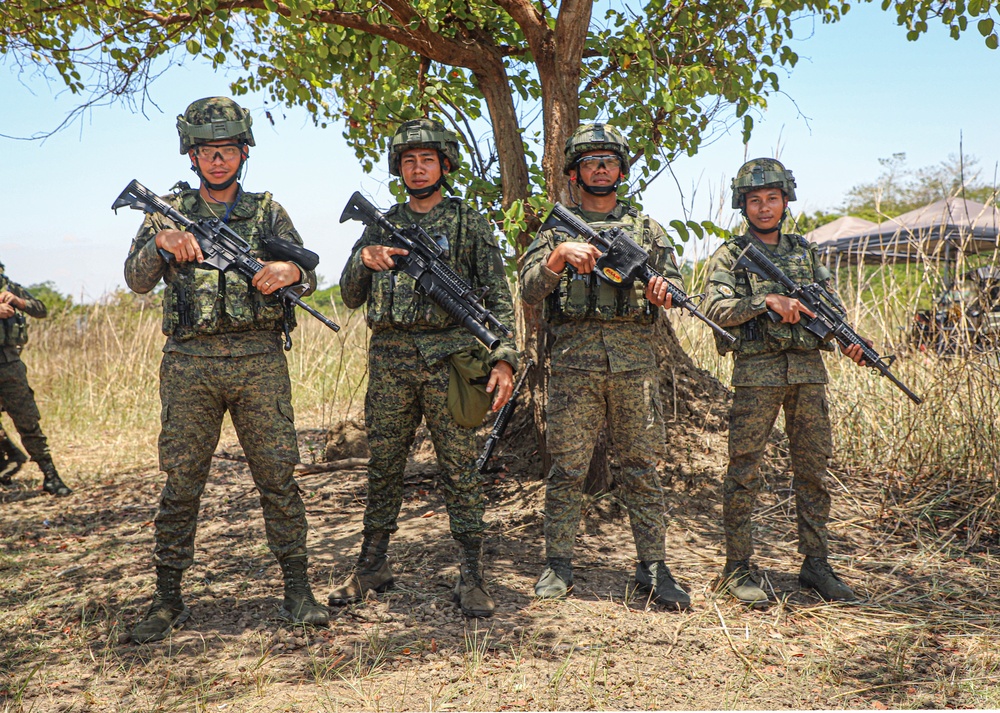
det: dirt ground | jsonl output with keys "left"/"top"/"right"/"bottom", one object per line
{"left": 3, "top": 403, "right": 1000, "bottom": 712}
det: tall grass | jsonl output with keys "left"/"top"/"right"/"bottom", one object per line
{"left": 20, "top": 293, "right": 370, "bottom": 478}
{"left": 682, "top": 253, "right": 1000, "bottom": 545}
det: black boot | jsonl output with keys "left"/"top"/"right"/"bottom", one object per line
{"left": 0, "top": 437, "right": 27, "bottom": 485}
{"left": 279, "top": 555, "right": 329, "bottom": 626}
{"left": 132, "top": 566, "right": 189, "bottom": 644}
{"left": 328, "top": 532, "right": 393, "bottom": 605}
{"left": 38, "top": 459, "right": 72, "bottom": 497}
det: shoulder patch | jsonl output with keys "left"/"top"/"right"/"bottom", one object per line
{"left": 718, "top": 285, "right": 735, "bottom": 298}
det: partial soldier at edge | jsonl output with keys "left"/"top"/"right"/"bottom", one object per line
{"left": 0, "top": 261, "right": 72, "bottom": 496}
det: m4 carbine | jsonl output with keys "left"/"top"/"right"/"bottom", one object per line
{"left": 339, "top": 191, "right": 513, "bottom": 350}
{"left": 113, "top": 179, "right": 340, "bottom": 349}
{"left": 735, "top": 240, "right": 922, "bottom": 405}
{"left": 540, "top": 203, "right": 736, "bottom": 346}
{"left": 477, "top": 358, "right": 533, "bottom": 474}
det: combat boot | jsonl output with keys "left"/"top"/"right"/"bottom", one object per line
{"left": 0, "top": 437, "right": 27, "bottom": 485}
{"left": 328, "top": 532, "right": 394, "bottom": 605}
{"left": 132, "top": 566, "right": 189, "bottom": 644}
{"left": 453, "top": 541, "right": 494, "bottom": 618}
{"left": 38, "top": 459, "right": 72, "bottom": 497}
{"left": 635, "top": 561, "right": 691, "bottom": 610}
{"left": 719, "top": 559, "right": 769, "bottom": 606}
{"left": 799, "top": 556, "right": 857, "bottom": 602}
{"left": 279, "top": 555, "right": 329, "bottom": 626}
{"left": 533, "top": 557, "right": 573, "bottom": 599}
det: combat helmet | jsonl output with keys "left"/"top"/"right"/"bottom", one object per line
{"left": 563, "top": 123, "right": 630, "bottom": 176}
{"left": 388, "top": 118, "right": 461, "bottom": 177}
{"left": 731, "top": 158, "right": 797, "bottom": 208}
{"left": 176, "top": 97, "right": 255, "bottom": 155}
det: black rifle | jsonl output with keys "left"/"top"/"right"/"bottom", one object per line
{"left": 477, "top": 358, "right": 534, "bottom": 474}
{"left": 339, "top": 192, "right": 513, "bottom": 350}
{"left": 113, "top": 179, "right": 340, "bottom": 349}
{"left": 735, "top": 240, "right": 923, "bottom": 405}
{"left": 539, "top": 204, "right": 737, "bottom": 345}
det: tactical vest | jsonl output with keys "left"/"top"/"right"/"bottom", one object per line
{"left": 713, "top": 234, "right": 834, "bottom": 356}
{"left": 160, "top": 190, "right": 294, "bottom": 338}
{"left": 0, "top": 275, "right": 28, "bottom": 348}
{"left": 545, "top": 208, "right": 661, "bottom": 324}
{"left": 365, "top": 198, "right": 477, "bottom": 329}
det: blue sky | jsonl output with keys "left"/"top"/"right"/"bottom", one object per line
{"left": 2, "top": 2, "right": 997, "bottom": 299}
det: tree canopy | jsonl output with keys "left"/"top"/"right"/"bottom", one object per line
{"left": 5, "top": 0, "right": 999, "bottom": 245}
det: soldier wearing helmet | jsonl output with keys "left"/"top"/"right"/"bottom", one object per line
{"left": 519, "top": 123, "right": 691, "bottom": 610}
{"left": 0, "top": 261, "right": 72, "bottom": 497}
{"left": 124, "top": 97, "right": 328, "bottom": 642}
{"left": 704, "top": 158, "right": 867, "bottom": 606}
{"left": 332, "top": 118, "right": 518, "bottom": 618}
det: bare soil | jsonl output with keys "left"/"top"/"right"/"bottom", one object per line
{"left": 3, "top": 400, "right": 1000, "bottom": 712}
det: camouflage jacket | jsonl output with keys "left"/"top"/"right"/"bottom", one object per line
{"left": 124, "top": 187, "right": 317, "bottom": 357}
{"left": 0, "top": 265, "right": 47, "bottom": 363}
{"left": 340, "top": 198, "right": 518, "bottom": 370}
{"left": 519, "top": 202, "right": 683, "bottom": 373}
{"left": 704, "top": 231, "right": 843, "bottom": 386}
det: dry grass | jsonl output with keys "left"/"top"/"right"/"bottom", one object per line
{"left": 1, "top": 273, "right": 999, "bottom": 711}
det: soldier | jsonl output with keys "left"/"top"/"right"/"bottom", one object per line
{"left": 0, "top": 263, "right": 71, "bottom": 496}
{"left": 704, "top": 158, "right": 865, "bottom": 606}
{"left": 519, "top": 123, "right": 690, "bottom": 610}
{"left": 331, "top": 118, "right": 518, "bottom": 618}
{"left": 124, "top": 97, "right": 328, "bottom": 643}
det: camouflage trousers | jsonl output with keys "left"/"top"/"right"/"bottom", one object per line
{"left": 0, "top": 359, "right": 52, "bottom": 463}
{"left": 154, "top": 350, "right": 307, "bottom": 570}
{"left": 544, "top": 364, "right": 667, "bottom": 561}
{"left": 363, "top": 331, "right": 485, "bottom": 543}
{"left": 724, "top": 383, "right": 833, "bottom": 561}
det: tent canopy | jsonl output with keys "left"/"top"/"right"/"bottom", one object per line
{"left": 815, "top": 197, "right": 1000, "bottom": 265}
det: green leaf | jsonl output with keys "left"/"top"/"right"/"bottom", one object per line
{"left": 185, "top": 38, "right": 201, "bottom": 54}
{"left": 978, "top": 17, "right": 994, "bottom": 36}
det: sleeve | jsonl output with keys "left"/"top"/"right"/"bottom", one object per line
{"left": 645, "top": 217, "right": 684, "bottom": 292}
{"left": 517, "top": 231, "right": 562, "bottom": 306}
{"left": 124, "top": 212, "right": 170, "bottom": 295}
{"left": 8, "top": 282, "right": 47, "bottom": 319}
{"left": 703, "top": 244, "right": 769, "bottom": 328}
{"left": 339, "top": 223, "right": 380, "bottom": 310}
{"left": 469, "top": 212, "right": 519, "bottom": 371}
{"left": 270, "top": 200, "right": 317, "bottom": 296}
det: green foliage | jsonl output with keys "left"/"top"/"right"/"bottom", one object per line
{"left": 301, "top": 284, "right": 343, "bottom": 314}
{"left": 5, "top": 0, "right": 997, "bottom": 244}
{"left": 791, "top": 209, "right": 842, "bottom": 234}
{"left": 26, "top": 281, "right": 73, "bottom": 315}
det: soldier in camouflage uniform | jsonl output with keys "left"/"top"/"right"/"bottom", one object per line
{"left": 124, "top": 97, "right": 328, "bottom": 643}
{"left": 704, "top": 158, "right": 866, "bottom": 605}
{"left": 330, "top": 118, "right": 518, "bottom": 618}
{"left": 0, "top": 262, "right": 71, "bottom": 496}
{"left": 519, "top": 123, "right": 690, "bottom": 610}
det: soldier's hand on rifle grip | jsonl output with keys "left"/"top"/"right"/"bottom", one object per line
{"left": 840, "top": 340, "right": 871, "bottom": 366}
{"left": 361, "top": 245, "right": 409, "bottom": 271}
{"left": 0, "top": 291, "right": 25, "bottom": 309}
{"left": 487, "top": 360, "right": 515, "bottom": 412}
{"left": 252, "top": 261, "right": 301, "bottom": 296}
{"left": 0, "top": 303, "right": 14, "bottom": 319}
{"left": 548, "top": 242, "right": 602, "bottom": 274}
{"left": 645, "top": 276, "right": 675, "bottom": 309}
{"left": 155, "top": 229, "right": 204, "bottom": 263}
{"left": 765, "top": 293, "right": 816, "bottom": 324}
